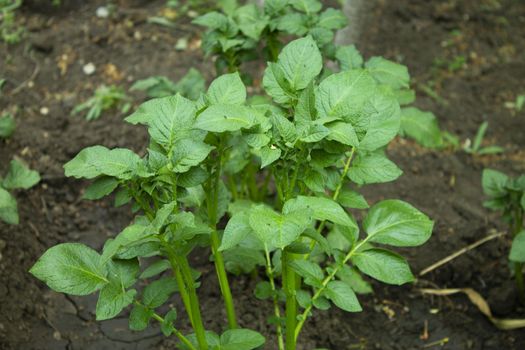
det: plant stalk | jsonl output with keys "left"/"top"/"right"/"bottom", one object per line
{"left": 295, "top": 235, "right": 371, "bottom": 341}
{"left": 306, "top": 148, "right": 356, "bottom": 258}
{"left": 164, "top": 243, "right": 208, "bottom": 350}
{"left": 207, "top": 143, "right": 238, "bottom": 329}
{"left": 264, "top": 246, "right": 285, "bottom": 350}
{"left": 282, "top": 250, "right": 297, "bottom": 350}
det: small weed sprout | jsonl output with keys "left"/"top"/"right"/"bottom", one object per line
{"left": 73, "top": 85, "right": 131, "bottom": 121}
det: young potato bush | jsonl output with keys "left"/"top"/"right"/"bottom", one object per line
{"left": 31, "top": 37, "right": 433, "bottom": 350}
{"left": 482, "top": 169, "right": 525, "bottom": 303}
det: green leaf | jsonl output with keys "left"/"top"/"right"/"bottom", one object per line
{"left": 326, "top": 121, "right": 359, "bottom": 146}
{"left": 143, "top": 277, "right": 179, "bottom": 308}
{"left": 64, "top": 146, "right": 146, "bottom": 180}
{"left": 277, "top": 36, "right": 322, "bottom": 91}
{"left": 220, "top": 329, "right": 266, "bottom": 350}
{"left": 171, "top": 139, "right": 214, "bottom": 173}
{"left": 510, "top": 231, "right": 525, "bottom": 263}
{"left": 324, "top": 280, "right": 362, "bottom": 312}
{"left": 318, "top": 8, "right": 348, "bottom": 29}
{"left": 290, "top": 0, "right": 322, "bottom": 13}
{"left": 271, "top": 113, "right": 298, "bottom": 143}
{"left": 220, "top": 212, "right": 253, "bottom": 251}
{"left": 96, "top": 259, "right": 139, "bottom": 320}
{"left": 181, "top": 331, "right": 221, "bottom": 350}
{"left": 161, "top": 309, "right": 178, "bottom": 336}
{"left": 400, "top": 107, "right": 443, "bottom": 148}
{"left": 352, "top": 248, "right": 414, "bottom": 285}
{"left": 125, "top": 94, "right": 198, "bottom": 150}
{"left": 2, "top": 159, "right": 40, "bottom": 190}
{"left": 365, "top": 57, "right": 410, "bottom": 90}
{"left": 300, "top": 123, "right": 330, "bottom": 143}
{"left": 295, "top": 82, "right": 316, "bottom": 122}
{"left": 482, "top": 169, "right": 509, "bottom": 198}
{"left": 336, "top": 45, "right": 363, "bottom": 71}
{"left": 358, "top": 88, "right": 401, "bottom": 152}
{"left": 289, "top": 260, "right": 324, "bottom": 287}
{"left": 207, "top": 73, "right": 246, "bottom": 106}
{"left": 30, "top": 243, "right": 109, "bottom": 295}
{"left": 223, "top": 247, "right": 265, "bottom": 275}
{"left": 192, "top": 12, "right": 228, "bottom": 30}
{"left": 129, "top": 303, "right": 153, "bottom": 331}
{"left": 276, "top": 13, "right": 308, "bottom": 36}
{"left": 235, "top": 5, "right": 268, "bottom": 40}
{"left": 83, "top": 177, "right": 119, "bottom": 200}
{"left": 348, "top": 152, "right": 402, "bottom": 185}
{"left": 336, "top": 265, "right": 373, "bottom": 294}
{"left": 521, "top": 193, "right": 525, "bottom": 210}
{"left": 0, "top": 187, "right": 18, "bottom": 225}
{"left": 254, "top": 281, "right": 272, "bottom": 300}
{"left": 364, "top": 200, "right": 433, "bottom": 247}
{"left": 338, "top": 189, "right": 369, "bottom": 209}
{"left": 249, "top": 205, "right": 311, "bottom": 249}
{"left": 0, "top": 114, "right": 15, "bottom": 138}
{"left": 283, "top": 195, "right": 358, "bottom": 228}
{"left": 140, "top": 259, "right": 170, "bottom": 279}
{"left": 303, "top": 168, "right": 326, "bottom": 193}
{"left": 316, "top": 69, "right": 376, "bottom": 121}
{"left": 195, "top": 105, "right": 257, "bottom": 132}
{"left": 308, "top": 27, "right": 334, "bottom": 46}
{"left": 259, "top": 146, "right": 281, "bottom": 168}
{"left": 263, "top": 62, "right": 295, "bottom": 106}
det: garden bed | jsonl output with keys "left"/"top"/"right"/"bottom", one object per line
{"left": 1, "top": 0, "right": 525, "bottom": 349}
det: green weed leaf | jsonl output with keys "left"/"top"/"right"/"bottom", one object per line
{"left": 2, "top": 159, "right": 40, "bottom": 190}
{"left": 0, "top": 187, "right": 18, "bottom": 225}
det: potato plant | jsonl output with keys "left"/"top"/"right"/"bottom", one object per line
{"left": 30, "top": 37, "right": 433, "bottom": 350}
{"left": 193, "top": 0, "right": 348, "bottom": 73}
{"left": 482, "top": 169, "right": 525, "bottom": 303}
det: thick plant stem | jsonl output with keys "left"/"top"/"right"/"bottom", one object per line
{"left": 174, "top": 264, "right": 194, "bottom": 327}
{"left": 513, "top": 209, "right": 525, "bottom": 304}
{"left": 264, "top": 247, "right": 285, "bottom": 350}
{"left": 164, "top": 243, "right": 208, "bottom": 350}
{"left": 178, "top": 255, "right": 209, "bottom": 350}
{"left": 282, "top": 251, "right": 297, "bottom": 350}
{"left": 207, "top": 145, "right": 238, "bottom": 329}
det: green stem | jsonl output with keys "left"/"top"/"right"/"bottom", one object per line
{"left": 295, "top": 236, "right": 370, "bottom": 341}
{"left": 178, "top": 255, "right": 209, "bottom": 350}
{"left": 173, "top": 262, "right": 194, "bottom": 327}
{"left": 164, "top": 243, "right": 208, "bottom": 350}
{"left": 282, "top": 250, "right": 297, "bottom": 350}
{"left": 139, "top": 302, "right": 197, "bottom": 350}
{"left": 264, "top": 246, "right": 285, "bottom": 350}
{"left": 305, "top": 148, "right": 356, "bottom": 259}
{"left": 207, "top": 141, "right": 238, "bottom": 329}
{"left": 513, "top": 208, "right": 525, "bottom": 304}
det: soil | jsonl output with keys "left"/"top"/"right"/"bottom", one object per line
{"left": 1, "top": 0, "right": 525, "bottom": 349}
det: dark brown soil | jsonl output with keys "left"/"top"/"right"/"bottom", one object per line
{"left": 1, "top": 0, "right": 525, "bottom": 349}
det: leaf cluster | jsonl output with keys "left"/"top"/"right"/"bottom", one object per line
{"left": 193, "top": 0, "right": 348, "bottom": 73}
{"left": 30, "top": 37, "right": 434, "bottom": 349}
